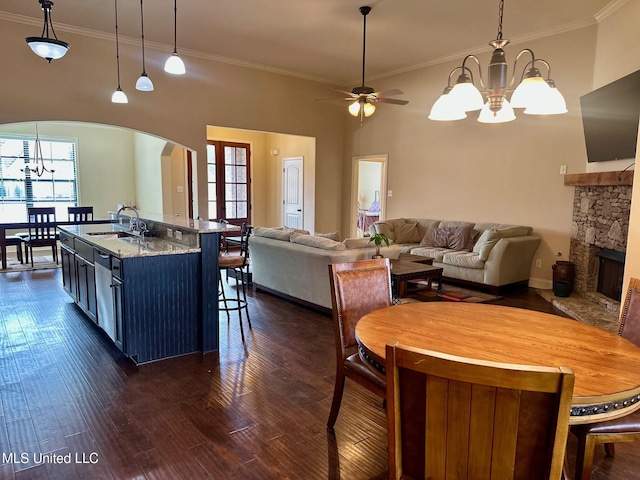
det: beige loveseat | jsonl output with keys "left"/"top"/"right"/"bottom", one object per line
{"left": 249, "top": 227, "right": 400, "bottom": 311}
{"left": 369, "top": 218, "right": 541, "bottom": 293}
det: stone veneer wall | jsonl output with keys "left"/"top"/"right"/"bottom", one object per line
{"left": 569, "top": 185, "right": 632, "bottom": 293}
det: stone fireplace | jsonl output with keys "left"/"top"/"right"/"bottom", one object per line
{"left": 566, "top": 171, "right": 633, "bottom": 309}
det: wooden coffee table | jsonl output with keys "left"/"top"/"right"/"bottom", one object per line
{"left": 390, "top": 259, "right": 443, "bottom": 298}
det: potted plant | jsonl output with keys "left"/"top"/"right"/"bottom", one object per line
{"left": 368, "top": 232, "right": 390, "bottom": 259}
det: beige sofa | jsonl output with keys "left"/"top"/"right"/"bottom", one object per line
{"left": 369, "top": 218, "right": 541, "bottom": 293}
{"left": 249, "top": 227, "right": 400, "bottom": 311}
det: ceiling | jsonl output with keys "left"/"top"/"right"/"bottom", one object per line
{"left": 1, "top": 0, "right": 614, "bottom": 86}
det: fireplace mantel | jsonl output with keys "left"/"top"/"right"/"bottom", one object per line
{"left": 564, "top": 170, "right": 634, "bottom": 186}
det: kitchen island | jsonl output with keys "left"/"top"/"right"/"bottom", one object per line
{"left": 59, "top": 213, "right": 239, "bottom": 364}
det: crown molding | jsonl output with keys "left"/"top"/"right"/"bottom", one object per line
{"left": 595, "top": 0, "right": 628, "bottom": 22}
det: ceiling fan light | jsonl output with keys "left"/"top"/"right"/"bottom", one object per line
{"left": 111, "top": 88, "right": 128, "bottom": 104}
{"left": 478, "top": 99, "right": 516, "bottom": 123}
{"left": 136, "top": 73, "right": 154, "bottom": 91}
{"left": 363, "top": 102, "right": 376, "bottom": 117}
{"left": 348, "top": 100, "right": 361, "bottom": 117}
{"left": 428, "top": 92, "right": 466, "bottom": 121}
{"left": 449, "top": 81, "right": 484, "bottom": 112}
{"left": 164, "top": 52, "right": 186, "bottom": 75}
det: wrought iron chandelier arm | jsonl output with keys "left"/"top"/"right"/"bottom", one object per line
{"left": 508, "top": 48, "right": 537, "bottom": 89}
{"left": 460, "top": 55, "right": 487, "bottom": 90}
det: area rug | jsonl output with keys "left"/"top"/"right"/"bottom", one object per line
{"left": 0, "top": 255, "right": 60, "bottom": 273}
{"left": 405, "top": 280, "right": 501, "bottom": 303}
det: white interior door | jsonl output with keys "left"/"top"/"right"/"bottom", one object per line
{"left": 282, "top": 157, "right": 303, "bottom": 229}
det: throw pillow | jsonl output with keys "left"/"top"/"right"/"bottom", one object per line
{"left": 420, "top": 226, "right": 472, "bottom": 250}
{"left": 290, "top": 233, "right": 346, "bottom": 250}
{"left": 473, "top": 229, "right": 502, "bottom": 261}
{"left": 394, "top": 221, "right": 422, "bottom": 244}
{"left": 315, "top": 231, "right": 341, "bottom": 242}
{"left": 374, "top": 222, "right": 395, "bottom": 242}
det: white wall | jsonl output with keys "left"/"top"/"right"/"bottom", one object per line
{"left": 133, "top": 132, "right": 166, "bottom": 214}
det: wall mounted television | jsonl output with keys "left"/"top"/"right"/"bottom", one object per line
{"left": 580, "top": 69, "right": 640, "bottom": 163}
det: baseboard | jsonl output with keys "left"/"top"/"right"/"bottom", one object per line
{"left": 528, "top": 277, "right": 552, "bottom": 290}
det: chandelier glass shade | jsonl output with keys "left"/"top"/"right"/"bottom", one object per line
{"left": 136, "top": 0, "right": 154, "bottom": 92}
{"left": 25, "top": 0, "right": 69, "bottom": 63}
{"left": 164, "top": 0, "right": 186, "bottom": 75}
{"left": 428, "top": 0, "right": 567, "bottom": 123}
{"left": 111, "top": 0, "right": 128, "bottom": 104}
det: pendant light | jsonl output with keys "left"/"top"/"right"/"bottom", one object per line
{"left": 164, "top": 0, "right": 186, "bottom": 75}
{"left": 429, "top": 0, "right": 567, "bottom": 123}
{"left": 25, "top": 0, "right": 70, "bottom": 63}
{"left": 111, "top": 0, "right": 128, "bottom": 103}
{"left": 135, "top": 0, "right": 154, "bottom": 91}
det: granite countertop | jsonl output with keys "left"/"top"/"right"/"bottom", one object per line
{"left": 60, "top": 224, "right": 201, "bottom": 259}
{"left": 108, "top": 210, "right": 241, "bottom": 234}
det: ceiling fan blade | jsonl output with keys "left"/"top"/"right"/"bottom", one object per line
{"left": 314, "top": 97, "right": 355, "bottom": 102}
{"left": 376, "top": 97, "right": 409, "bottom": 105}
{"left": 374, "top": 89, "right": 404, "bottom": 97}
{"left": 332, "top": 89, "right": 358, "bottom": 98}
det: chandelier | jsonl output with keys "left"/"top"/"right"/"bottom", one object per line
{"left": 23, "top": 126, "right": 55, "bottom": 178}
{"left": 25, "top": 0, "right": 70, "bottom": 63}
{"left": 428, "top": 0, "right": 567, "bottom": 123}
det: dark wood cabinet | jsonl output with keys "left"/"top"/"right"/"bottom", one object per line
{"left": 60, "top": 245, "right": 76, "bottom": 297}
{"left": 75, "top": 254, "right": 97, "bottom": 324}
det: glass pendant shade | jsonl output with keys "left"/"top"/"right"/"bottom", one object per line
{"left": 136, "top": 73, "right": 154, "bottom": 91}
{"left": 428, "top": 92, "right": 467, "bottom": 121}
{"left": 164, "top": 53, "right": 186, "bottom": 75}
{"left": 510, "top": 76, "right": 551, "bottom": 109}
{"left": 448, "top": 82, "right": 484, "bottom": 112}
{"left": 26, "top": 38, "right": 69, "bottom": 61}
{"left": 111, "top": 88, "right": 128, "bottom": 104}
{"left": 363, "top": 102, "right": 376, "bottom": 117}
{"left": 478, "top": 99, "right": 516, "bottom": 123}
{"left": 524, "top": 85, "right": 567, "bottom": 115}
{"left": 348, "top": 100, "right": 361, "bottom": 117}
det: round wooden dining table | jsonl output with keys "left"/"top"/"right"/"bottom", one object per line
{"left": 355, "top": 302, "right": 640, "bottom": 425}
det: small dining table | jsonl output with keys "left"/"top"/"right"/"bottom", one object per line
{"left": 355, "top": 302, "right": 640, "bottom": 425}
{"left": 0, "top": 219, "right": 112, "bottom": 270}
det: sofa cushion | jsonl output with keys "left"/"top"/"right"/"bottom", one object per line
{"left": 343, "top": 237, "right": 376, "bottom": 249}
{"left": 290, "top": 233, "right": 346, "bottom": 250}
{"left": 410, "top": 246, "right": 457, "bottom": 263}
{"left": 420, "top": 226, "right": 473, "bottom": 251}
{"left": 254, "top": 227, "right": 298, "bottom": 241}
{"left": 315, "top": 231, "right": 341, "bottom": 242}
{"left": 442, "top": 251, "right": 485, "bottom": 269}
{"left": 473, "top": 229, "right": 502, "bottom": 261}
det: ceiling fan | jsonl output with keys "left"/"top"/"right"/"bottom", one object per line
{"left": 318, "top": 6, "right": 408, "bottom": 122}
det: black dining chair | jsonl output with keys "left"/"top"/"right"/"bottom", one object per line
{"left": 68, "top": 206, "right": 94, "bottom": 223}
{"left": 23, "top": 207, "right": 58, "bottom": 267}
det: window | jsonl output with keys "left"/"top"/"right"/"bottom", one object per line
{"left": 206, "top": 140, "right": 251, "bottom": 224}
{"left": 0, "top": 136, "right": 78, "bottom": 222}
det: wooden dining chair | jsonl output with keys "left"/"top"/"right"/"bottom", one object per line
{"left": 68, "top": 206, "right": 94, "bottom": 223}
{"left": 386, "top": 343, "right": 575, "bottom": 480}
{"left": 571, "top": 277, "right": 640, "bottom": 480}
{"left": 326, "top": 258, "right": 392, "bottom": 428}
{"left": 24, "top": 207, "right": 58, "bottom": 267}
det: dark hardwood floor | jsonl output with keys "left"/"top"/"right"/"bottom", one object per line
{"left": 1, "top": 269, "right": 638, "bottom": 479}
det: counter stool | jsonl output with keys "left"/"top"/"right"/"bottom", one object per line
{"left": 4, "top": 235, "right": 24, "bottom": 264}
{"left": 218, "top": 222, "right": 252, "bottom": 343}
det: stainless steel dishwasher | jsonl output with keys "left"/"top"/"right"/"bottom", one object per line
{"left": 94, "top": 250, "right": 116, "bottom": 342}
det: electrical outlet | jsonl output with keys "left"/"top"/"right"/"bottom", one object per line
{"left": 560, "top": 165, "right": 567, "bottom": 175}
{"left": 167, "top": 228, "right": 173, "bottom": 238}
{"left": 175, "top": 230, "right": 183, "bottom": 241}
{"left": 535, "top": 259, "right": 542, "bottom": 268}
{"left": 388, "top": 190, "right": 393, "bottom": 197}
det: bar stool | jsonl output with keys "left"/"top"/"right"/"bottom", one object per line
{"left": 4, "top": 235, "right": 24, "bottom": 264}
{"left": 218, "top": 222, "right": 252, "bottom": 343}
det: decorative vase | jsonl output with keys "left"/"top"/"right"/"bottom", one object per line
{"left": 552, "top": 260, "right": 575, "bottom": 297}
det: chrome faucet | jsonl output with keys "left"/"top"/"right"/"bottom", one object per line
{"left": 116, "top": 205, "right": 147, "bottom": 239}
